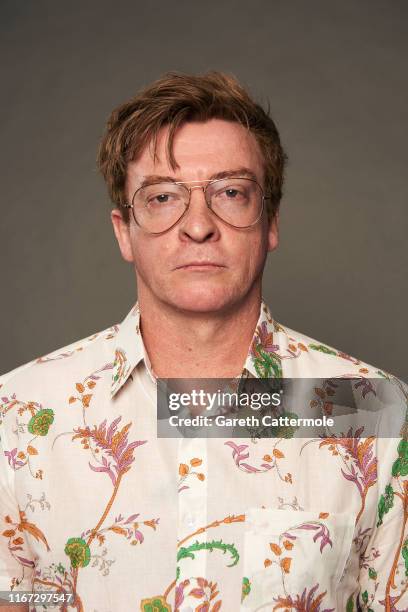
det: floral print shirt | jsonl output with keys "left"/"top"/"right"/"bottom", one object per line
{"left": 0, "top": 300, "right": 407, "bottom": 611}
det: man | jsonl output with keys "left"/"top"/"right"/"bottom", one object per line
{"left": 0, "top": 72, "right": 406, "bottom": 611}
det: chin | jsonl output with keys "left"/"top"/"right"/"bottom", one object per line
{"left": 166, "top": 284, "right": 239, "bottom": 314}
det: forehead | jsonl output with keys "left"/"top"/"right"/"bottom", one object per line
{"left": 126, "top": 119, "right": 265, "bottom": 185}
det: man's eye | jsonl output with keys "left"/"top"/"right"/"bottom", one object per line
{"left": 225, "top": 189, "right": 239, "bottom": 198}
{"left": 214, "top": 187, "right": 242, "bottom": 199}
{"left": 221, "top": 187, "right": 248, "bottom": 200}
{"left": 148, "top": 193, "right": 172, "bottom": 205}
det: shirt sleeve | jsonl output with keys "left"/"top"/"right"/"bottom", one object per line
{"left": 0, "top": 416, "right": 35, "bottom": 592}
{"left": 356, "top": 434, "right": 408, "bottom": 610}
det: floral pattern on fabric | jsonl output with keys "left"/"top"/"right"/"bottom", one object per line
{"left": 0, "top": 300, "right": 406, "bottom": 610}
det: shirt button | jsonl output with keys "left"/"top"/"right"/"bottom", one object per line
{"left": 185, "top": 515, "right": 196, "bottom": 528}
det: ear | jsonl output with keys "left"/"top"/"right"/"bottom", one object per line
{"left": 267, "top": 210, "right": 279, "bottom": 252}
{"left": 111, "top": 208, "right": 135, "bottom": 263}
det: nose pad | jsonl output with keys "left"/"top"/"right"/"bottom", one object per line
{"left": 186, "top": 185, "right": 211, "bottom": 214}
{"left": 189, "top": 185, "right": 207, "bottom": 195}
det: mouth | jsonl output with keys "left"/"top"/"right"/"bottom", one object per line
{"left": 175, "top": 262, "right": 226, "bottom": 271}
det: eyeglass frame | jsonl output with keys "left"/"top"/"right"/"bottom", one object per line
{"left": 121, "top": 176, "right": 271, "bottom": 235}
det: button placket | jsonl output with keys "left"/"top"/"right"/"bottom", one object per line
{"left": 176, "top": 437, "right": 208, "bottom": 592}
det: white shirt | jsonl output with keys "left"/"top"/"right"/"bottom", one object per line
{"left": 0, "top": 300, "right": 406, "bottom": 611}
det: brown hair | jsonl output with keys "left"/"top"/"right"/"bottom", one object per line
{"left": 97, "top": 71, "right": 287, "bottom": 223}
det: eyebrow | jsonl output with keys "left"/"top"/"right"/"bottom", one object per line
{"left": 139, "top": 167, "right": 258, "bottom": 188}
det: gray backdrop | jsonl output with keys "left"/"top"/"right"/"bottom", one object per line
{"left": 1, "top": 1, "right": 406, "bottom": 379}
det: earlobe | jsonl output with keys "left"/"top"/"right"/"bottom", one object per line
{"left": 110, "top": 209, "right": 134, "bottom": 263}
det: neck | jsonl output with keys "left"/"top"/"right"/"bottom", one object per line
{"left": 138, "top": 290, "right": 262, "bottom": 379}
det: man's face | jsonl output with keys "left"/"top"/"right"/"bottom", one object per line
{"left": 111, "top": 119, "right": 279, "bottom": 314}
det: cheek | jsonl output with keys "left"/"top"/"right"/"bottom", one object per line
{"left": 130, "top": 235, "right": 150, "bottom": 275}
{"left": 234, "top": 232, "right": 268, "bottom": 276}
{"left": 131, "top": 235, "right": 170, "bottom": 279}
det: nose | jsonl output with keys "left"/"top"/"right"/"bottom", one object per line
{"left": 177, "top": 185, "right": 221, "bottom": 243}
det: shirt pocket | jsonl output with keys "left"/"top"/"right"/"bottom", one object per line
{"left": 240, "top": 507, "right": 355, "bottom": 611}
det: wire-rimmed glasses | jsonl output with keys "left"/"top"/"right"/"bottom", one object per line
{"left": 122, "top": 177, "right": 270, "bottom": 234}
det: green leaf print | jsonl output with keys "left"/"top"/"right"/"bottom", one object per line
{"left": 308, "top": 343, "right": 337, "bottom": 356}
{"left": 177, "top": 538, "right": 239, "bottom": 567}
{"left": 241, "top": 576, "right": 251, "bottom": 602}
{"left": 391, "top": 439, "right": 408, "bottom": 477}
{"left": 253, "top": 346, "right": 282, "bottom": 378}
{"left": 398, "top": 439, "right": 408, "bottom": 457}
{"left": 141, "top": 597, "right": 171, "bottom": 612}
{"left": 402, "top": 539, "right": 408, "bottom": 577}
{"left": 268, "top": 411, "right": 299, "bottom": 439}
{"left": 377, "top": 483, "right": 394, "bottom": 526}
{"left": 27, "top": 408, "right": 54, "bottom": 436}
{"left": 368, "top": 567, "right": 377, "bottom": 580}
{"left": 64, "top": 537, "right": 91, "bottom": 568}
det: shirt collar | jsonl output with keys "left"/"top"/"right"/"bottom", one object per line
{"left": 111, "top": 298, "right": 282, "bottom": 398}
{"left": 242, "top": 298, "right": 283, "bottom": 379}
{"left": 111, "top": 303, "right": 146, "bottom": 397}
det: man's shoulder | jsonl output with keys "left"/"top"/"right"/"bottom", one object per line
{"left": 0, "top": 322, "right": 119, "bottom": 392}
{"left": 276, "top": 320, "right": 396, "bottom": 379}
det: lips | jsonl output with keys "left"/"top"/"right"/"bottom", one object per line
{"left": 175, "top": 262, "right": 225, "bottom": 269}
{"left": 175, "top": 260, "right": 225, "bottom": 270}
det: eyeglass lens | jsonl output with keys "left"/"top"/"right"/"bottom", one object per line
{"left": 131, "top": 178, "right": 263, "bottom": 232}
